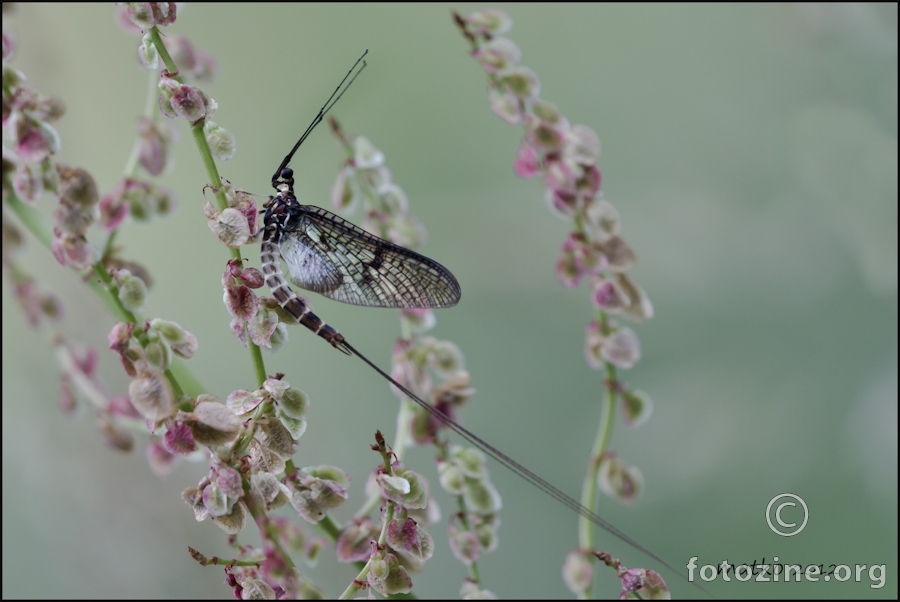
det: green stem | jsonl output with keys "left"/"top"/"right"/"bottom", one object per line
{"left": 149, "top": 26, "right": 266, "bottom": 385}
{"left": 242, "top": 479, "right": 297, "bottom": 572}
{"left": 340, "top": 448, "right": 400, "bottom": 600}
{"left": 578, "top": 359, "right": 617, "bottom": 599}
{"left": 455, "top": 494, "right": 482, "bottom": 585}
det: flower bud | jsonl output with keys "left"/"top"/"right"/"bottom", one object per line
{"left": 599, "top": 454, "right": 643, "bottom": 504}
{"left": 217, "top": 465, "right": 244, "bottom": 499}
{"left": 57, "top": 165, "right": 99, "bottom": 209}
{"left": 247, "top": 306, "right": 279, "bottom": 347}
{"left": 427, "top": 339, "right": 464, "bottom": 378}
{"left": 367, "top": 553, "right": 412, "bottom": 596}
{"left": 181, "top": 399, "right": 242, "bottom": 446}
{"left": 255, "top": 418, "right": 297, "bottom": 460}
{"left": 621, "top": 568, "right": 669, "bottom": 599}
{"left": 278, "top": 387, "right": 309, "bottom": 421}
{"left": 237, "top": 576, "right": 274, "bottom": 600}
{"left": 331, "top": 166, "right": 360, "bottom": 214}
{"left": 617, "top": 274, "right": 654, "bottom": 322}
{"left": 204, "top": 121, "right": 235, "bottom": 161}
{"left": 448, "top": 522, "right": 480, "bottom": 566}
{"left": 591, "top": 278, "right": 629, "bottom": 313}
{"left": 600, "top": 326, "right": 641, "bottom": 370}
{"left": 150, "top": 318, "right": 197, "bottom": 359}
{"left": 452, "top": 447, "right": 487, "bottom": 479}
{"left": 386, "top": 517, "right": 434, "bottom": 562}
{"left": 353, "top": 136, "right": 384, "bottom": 169}
{"left": 128, "top": 366, "right": 175, "bottom": 422}
{"left": 488, "top": 89, "right": 522, "bottom": 125}
{"left": 290, "top": 467, "right": 349, "bottom": 523}
{"left": 474, "top": 37, "right": 520, "bottom": 73}
{"left": 621, "top": 389, "right": 653, "bottom": 428}
{"left": 567, "top": 124, "right": 601, "bottom": 165}
{"left": 138, "top": 33, "right": 159, "bottom": 69}
{"left": 595, "top": 235, "right": 636, "bottom": 273}
{"left": 463, "top": 478, "right": 502, "bottom": 515}
{"left": 210, "top": 500, "right": 246, "bottom": 534}
{"left": 147, "top": 440, "right": 178, "bottom": 477}
{"left": 164, "top": 421, "right": 197, "bottom": 455}
{"left": 336, "top": 517, "right": 380, "bottom": 563}
{"left": 503, "top": 66, "right": 540, "bottom": 99}
{"left": 113, "top": 269, "right": 148, "bottom": 313}
{"left": 437, "top": 458, "right": 466, "bottom": 494}
{"left": 527, "top": 119, "right": 566, "bottom": 151}
{"left": 378, "top": 183, "right": 408, "bottom": 216}
{"left": 168, "top": 84, "right": 206, "bottom": 121}
{"left": 514, "top": 144, "right": 538, "bottom": 178}
{"left": 466, "top": 9, "right": 512, "bottom": 36}
{"left": 13, "top": 161, "right": 43, "bottom": 205}
{"left": 562, "top": 549, "right": 593, "bottom": 595}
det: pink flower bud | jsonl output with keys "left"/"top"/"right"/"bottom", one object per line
{"left": 12, "top": 161, "right": 43, "bottom": 205}
{"left": 595, "top": 234, "right": 636, "bottom": 273}
{"left": 502, "top": 66, "right": 540, "bottom": 99}
{"left": 599, "top": 454, "right": 643, "bottom": 504}
{"left": 591, "top": 278, "right": 629, "bottom": 312}
{"left": 386, "top": 517, "right": 434, "bottom": 562}
{"left": 336, "top": 518, "right": 379, "bottom": 562}
{"left": 562, "top": 550, "right": 593, "bottom": 595}
{"left": 514, "top": 144, "right": 538, "bottom": 178}
{"left": 147, "top": 440, "right": 178, "bottom": 476}
{"left": 448, "top": 522, "right": 480, "bottom": 566}
{"left": 567, "top": 124, "right": 601, "bottom": 164}
{"left": 600, "top": 326, "right": 641, "bottom": 369}
{"left": 466, "top": 9, "right": 512, "bottom": 36}
{"left": 164, "top": 421, "right": 197, "bottom": 455}
{"left": 474, "top": 37, "right": 521, "bottom": 73}
{"left": 489, "top": 89, "right": 522, "bottom": 124}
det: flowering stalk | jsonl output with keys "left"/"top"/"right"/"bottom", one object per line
{"left": 3, "top": 4, "right": 332, "bottom": 597}
{"left": 330, "top": 117, "right": 499, "bottom": 597}
{"left": 455, "top": 8, "right": 662, "bottom": 599}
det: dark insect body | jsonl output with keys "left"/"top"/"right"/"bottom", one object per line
{"left": 261, "top": 51, "right": 708, "bottom": 596}
{"left": 261, "top": 167, "right": 460, "bottom": 353}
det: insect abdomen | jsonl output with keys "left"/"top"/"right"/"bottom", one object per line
{"left": 261, "top": 237, "right": 350, "bottom": 354}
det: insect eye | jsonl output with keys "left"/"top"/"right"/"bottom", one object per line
{"left": 281, "top": 168, "right": 293, "bottom": 180}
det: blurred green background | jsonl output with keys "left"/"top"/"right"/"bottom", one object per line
{"left": 2, "top": 3, "right": 896, "bottom": 599}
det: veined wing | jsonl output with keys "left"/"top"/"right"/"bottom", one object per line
{"left": 279, "top": 205, "right": 461, "bottom": 308}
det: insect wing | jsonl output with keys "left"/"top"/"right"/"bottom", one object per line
{"left": 279, "top": 205, "right": 461, "bottom": 309}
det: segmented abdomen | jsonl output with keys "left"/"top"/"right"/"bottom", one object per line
{"left": 260, "top": 233, "right": 349, "bottom": 353}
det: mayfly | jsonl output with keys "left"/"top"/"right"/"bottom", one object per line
{"left": 261, "top": 51, "right": 704, "bottom": 593}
